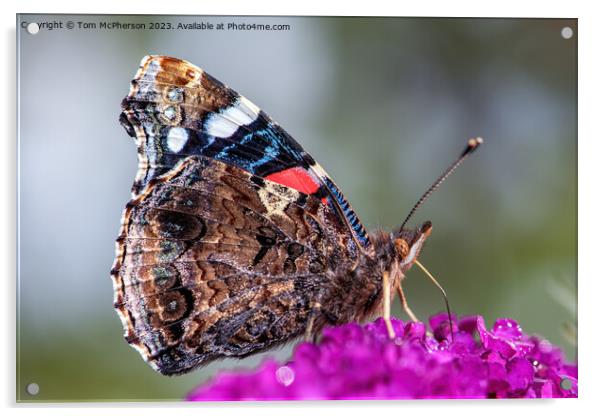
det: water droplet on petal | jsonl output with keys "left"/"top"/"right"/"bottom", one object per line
{"left": 276, "top": 365, "right": 295, "bottom": 387}
{"left": 539, "top": 339, "right": 553, "bottom": 353}
{"left": 492, "top": 319, "right": 522, "bottom": 340}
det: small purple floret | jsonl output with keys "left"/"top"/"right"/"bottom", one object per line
{"left": 187, "top": 315, "right": 577, "bottom": 400}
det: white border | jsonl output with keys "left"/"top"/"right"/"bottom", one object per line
{"left": 2, "top": 0, "right": 600, "bottom": 415}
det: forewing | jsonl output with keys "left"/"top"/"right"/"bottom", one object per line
{"left": 111, "top": 156, "right": 359, "bottom": 374}
{"left": 119, "top": 55, "right": 372, "bottom": 250}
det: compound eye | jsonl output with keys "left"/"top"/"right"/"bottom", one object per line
{"left": 394, "top": 238, "right": 410, "bottom": 259}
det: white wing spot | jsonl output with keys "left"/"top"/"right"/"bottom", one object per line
{"left": 166, "top": 127, "right": 188, "bottom": 153}
{"left": 206, "top": 96, "right": 260, "bottom": 138}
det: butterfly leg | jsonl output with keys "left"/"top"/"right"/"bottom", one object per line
{"left": 396, "top": 281, "right": 419, "bottom": 323}
{"left": 382, "top": 271, "right": 396, "bottom": 339}
{"left": 304, "top": 302, "right": 322, "bottom": 342}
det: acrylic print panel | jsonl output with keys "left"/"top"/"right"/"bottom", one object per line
{"left": 16, "top": 14, "right": 577, "bottom": 401}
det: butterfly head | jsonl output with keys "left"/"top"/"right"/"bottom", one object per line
{"left": 393, "top": 221, "right": 432, "bottom": 271}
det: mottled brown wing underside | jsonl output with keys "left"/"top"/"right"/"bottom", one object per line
{"left": 111, "top": 156, "right": 359, "bottom": 375}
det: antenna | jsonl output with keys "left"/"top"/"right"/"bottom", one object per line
{"left": 399, "top": 137, "right": 483, "bottom": 232}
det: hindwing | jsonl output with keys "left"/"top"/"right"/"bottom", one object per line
{"left": 111, "top": 156, "right": 359, "bottom": 374}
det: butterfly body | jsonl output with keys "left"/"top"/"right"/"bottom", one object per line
{"left": 112, "top": 56, "right": 430, "bottom": 375}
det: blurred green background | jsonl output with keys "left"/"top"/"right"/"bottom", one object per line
{"left": 17, "top": 15, "right": 576, "bottom": 401}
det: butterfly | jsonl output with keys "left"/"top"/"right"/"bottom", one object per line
{"left": 111, "top": 55, "right": 482, "bottom": 375}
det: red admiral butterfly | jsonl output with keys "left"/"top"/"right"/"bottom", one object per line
{"left": 111, "top": 56, "right": 482, "bottom": 375}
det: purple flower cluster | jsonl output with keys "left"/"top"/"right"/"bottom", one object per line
{"left": 187, "top": 315, "right": 577, "bottom": 400}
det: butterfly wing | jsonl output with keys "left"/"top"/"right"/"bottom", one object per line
{"left": 111, "top": 156, "right": 359, "bottom": 374}
{"left": 113, "top": 56, "right": 374, "bottom": 374}
{"left": 119, "top": 55, "right": 371, "bottom": 250}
